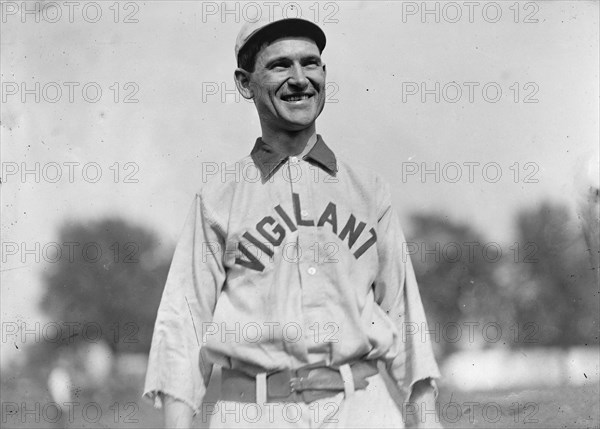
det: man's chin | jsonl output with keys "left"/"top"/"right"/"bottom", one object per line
{"left": 282, "top": 119, "right": 318, "bottom": 132}
{"left": 281, "top": 112, "right": 321, "bottom": 129}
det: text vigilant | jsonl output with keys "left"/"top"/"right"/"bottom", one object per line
{"left": 235, "top": 193, "right": 377, "bottom": 271}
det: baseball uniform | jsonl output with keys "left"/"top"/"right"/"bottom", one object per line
{"left": 143, "top": 134, "right": 441, "bottom": 427}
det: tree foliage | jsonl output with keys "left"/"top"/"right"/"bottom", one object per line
{"left": 513, "top": 201, "right": 599, "bottom": 346}
{"left": 39, "top": 218, "right": 172, "bottom": 355}
{"left": 407, "top": 214, "right": 513, "bottom": 356}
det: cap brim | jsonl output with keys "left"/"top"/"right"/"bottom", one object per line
{"left": 238, "top": 18, "right": 326, "bottom": 62}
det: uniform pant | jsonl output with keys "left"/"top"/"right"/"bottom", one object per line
{"left": 205, "top": 373, "right": 404, "bottom": 428}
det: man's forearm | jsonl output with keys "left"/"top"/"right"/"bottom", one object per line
{"left": 163, "top": 394, "right": 194, "bottom": 428}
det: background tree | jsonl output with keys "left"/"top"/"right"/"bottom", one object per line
{"left": 407, "top": 214, "right": 513, "bottom": 358}
{"left": 1, "top": 218, "right": 174, "bottom": 428}
{"left": 38, "top": 218, "right": 172, "bottom": 356}
{"left": 512, "top": 200, "right": 599, "bottom": 347}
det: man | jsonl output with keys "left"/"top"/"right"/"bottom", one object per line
{"left": 144, "top": 15, "right": 442, "bottom": 429}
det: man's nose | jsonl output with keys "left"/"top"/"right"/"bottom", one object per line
{"left": 288, "top": 64, "right": 309, "bottom": 88}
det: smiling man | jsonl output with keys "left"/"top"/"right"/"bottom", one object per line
{"left": 144, "top": 16, "right": 442, "bottom": 429}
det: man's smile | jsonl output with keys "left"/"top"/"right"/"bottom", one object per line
{"left": 281, "top": 93, "right": 315, "bottom": 103}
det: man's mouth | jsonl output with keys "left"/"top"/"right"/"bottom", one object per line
{"left": 281, "top": 93, "right": 313, "bottom": 102}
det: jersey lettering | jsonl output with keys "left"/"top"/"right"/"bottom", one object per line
{"left": 235, "top": 194, "right": 378, "bottom": 271}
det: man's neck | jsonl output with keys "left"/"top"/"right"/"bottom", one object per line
{"left": 260, "top": 126, "right": 317, "bottom": 156}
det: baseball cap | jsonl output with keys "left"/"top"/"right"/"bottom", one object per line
{"left": 235, "top": 12, "right": 326, "bottom": 65}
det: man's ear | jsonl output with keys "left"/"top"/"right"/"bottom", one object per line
{"left": 234, "top": 68, "right": 254, "bottom": 100}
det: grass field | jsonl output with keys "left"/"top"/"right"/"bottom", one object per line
{"left": 437, "top": 384, "right": 599, "bottom": 428}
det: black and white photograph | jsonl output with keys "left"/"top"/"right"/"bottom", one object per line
{"left": 1, "top": 1, "right": 599, "bottom": 428}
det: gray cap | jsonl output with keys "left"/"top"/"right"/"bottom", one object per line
{"left": 235, "top": 14, "right": 326, "bottom": 64}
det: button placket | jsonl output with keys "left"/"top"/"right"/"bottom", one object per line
{"left": 283, "top": 157, "right": 308, "bottom": 361}
{"left": 294, "top": 159, "right": 318, "bottom": 358}
{"left": 292, "top": 159, "right": 319, "bottom": 296}
{"left": 302, "top": 160, "right": 323, "bottom": 303}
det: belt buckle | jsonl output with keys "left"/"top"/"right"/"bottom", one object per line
{"left": 267, "top": 362, "right": 328, "bottom": 403}
{"left": 267, "top": 369, "right": 296, "bottom": 399}
{"left": 294, "top": 363, "right": 328, "bottom": 403}
{"left": 289, "top": 375, "right": 305, "bottom": 393}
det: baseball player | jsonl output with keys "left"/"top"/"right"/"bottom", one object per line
{"left": 144, "top": 15, "right": 442, "bottom": 429}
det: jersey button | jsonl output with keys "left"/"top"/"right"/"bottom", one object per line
{"left": 301, "top": 210, "right": 309, "bottom": 217}
{"left": 290, "top": 156, "right": 298, "bottom": 163}
{"left": 307, "top": 267, "right": 317, "bottom": 275}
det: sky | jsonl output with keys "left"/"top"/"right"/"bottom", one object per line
{"left": 1, "top": 0, "right": 599, "bottom": 366}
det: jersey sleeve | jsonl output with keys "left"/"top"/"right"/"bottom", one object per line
{"left": 372, "top": 179, "right": 441, "bottom": 403}
{"left": 143, "top": 192, "right": 226, "bottom": 415}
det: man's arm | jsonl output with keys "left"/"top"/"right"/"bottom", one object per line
{"left": 163, "top": 394, "right": 194, "bottom": 429}
{"left": 406, "top": 378, "right": 443, "bottom": 429}
{"left": 370, "top": 178, "right": 442, "bottom": 424}
{"left": 143, "top": 193, "right": 226, "bottom": 425}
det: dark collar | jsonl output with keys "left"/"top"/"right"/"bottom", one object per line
{"left": 250, "top": 134, "right": 338, "bottom": 181}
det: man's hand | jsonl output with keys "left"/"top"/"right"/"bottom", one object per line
{"left": 163, "top": 393, "right": 194, "bottom": 428}
{"left": 405, "top": 378, "right": 444, "bottom": 429}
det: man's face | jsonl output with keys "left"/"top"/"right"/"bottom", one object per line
{"left": 247, "top": 37, "right": 326, "bottom": 132}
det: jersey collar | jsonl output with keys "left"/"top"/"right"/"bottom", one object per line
{"left": 251, "top": 134, "right": 338, "bottom": 181}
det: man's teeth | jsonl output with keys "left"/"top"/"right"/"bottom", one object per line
{"left": 285, "top": 95, "right": 311, "bottom": 101}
